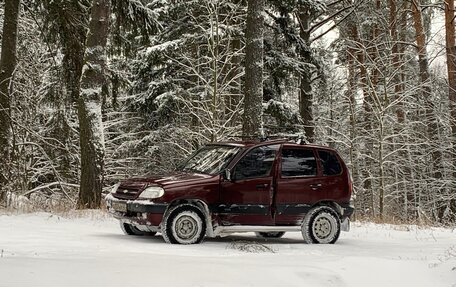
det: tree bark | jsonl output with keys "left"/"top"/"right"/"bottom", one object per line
{"left": 228, "top": 37, "right": 242, "bottom": 127}
{"left": 358, "top": 1, "right": 377, "bottom": 217}
{"left": 390, "top": 0, "right": 410, "bottom": 220}
{"left": 344, "top": 5, "right": 374, "bottom": 217}
{"left": 411, "top": 0, "right": 442, "bottom": 180}
{"left": 389, "top": 0, "right": 405, "bottom": 123}
{"left": 346, "top": 21, "right": 359, "bottom": 218}
{"left": 242, "top": 0, "right": 264, "bottom": 137}
{"left": 77, "top": 0, "right": 111, "bottom": 209}
{"left": 444, "top": 0, "right": 456, "bottom": 204}
{"left": 0, "top": 0, "right": 21, "bottom": 203}
{"left": 298, "top": 9, "right": 314, "bottom": 142}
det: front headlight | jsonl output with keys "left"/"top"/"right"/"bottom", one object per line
{"left": 139, "top": 186, "right": 165, "bottom": 199}
{"left": 110, "top": 183, "right": 121, "bottom": 194}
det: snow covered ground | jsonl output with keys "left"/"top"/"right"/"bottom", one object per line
{"left": 0, "top": 211, "right": 455, "bottom": 287}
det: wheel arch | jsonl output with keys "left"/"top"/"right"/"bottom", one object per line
{"left": 312, "top": 201, "right": 343, "bottom": 218}
{"left": 162, "top": 198, "right": 215, "bottom": 237}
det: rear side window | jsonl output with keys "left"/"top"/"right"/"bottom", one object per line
{"left": 281, "top": 148, "right": 317, "bottom": 177}
{"left": 318, "top": 150, "right": 342, "bottom": 176}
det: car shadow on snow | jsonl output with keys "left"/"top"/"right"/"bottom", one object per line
{"left": 205, "top": 234, "right": 304, "bottom": 244}
{"left": 93, "top": 232, "right": 306, "bottom": 245}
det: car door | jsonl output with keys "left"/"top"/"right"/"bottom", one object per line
{"left": 219, "top": 144, "right": 280, "bottom": 225}
{"left": 274, "top": 146, "right": 325, "bottom": 225}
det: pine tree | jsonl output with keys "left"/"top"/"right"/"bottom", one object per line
{"left": 444, "top": 0, "right": 456, "bottom": 211}
{"left": 243, "top": 0, "right": 264, "bottom": 137}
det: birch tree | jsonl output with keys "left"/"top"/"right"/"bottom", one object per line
{"left": 77, "top": 0, "right": 111, "bottom": 208}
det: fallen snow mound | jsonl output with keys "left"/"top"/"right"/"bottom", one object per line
{"left": 0, "top": 211, "right": 455, "bottom": 287}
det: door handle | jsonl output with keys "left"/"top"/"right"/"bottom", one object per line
{"left": 310, "top": 183, "right": 322, "bottom": 190}
{"left": 256, "top": 184, "right": 268, "bottom": 190}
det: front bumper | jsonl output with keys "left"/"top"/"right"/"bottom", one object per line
{"left": 105, "top": 194, "right": 168, "bottom": 226}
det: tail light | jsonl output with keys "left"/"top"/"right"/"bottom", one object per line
{"left": 347, "top": 170, "right": 353, "bottom": 198}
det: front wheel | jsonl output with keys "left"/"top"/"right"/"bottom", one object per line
{"left": 302, "top": 206, "right": 341, "bottom": 244}
{"left": 255, "top": 232, "right": 285, "bottom": 239}
{"left": 162, "top": 204, "right": 206, "bottom": 244}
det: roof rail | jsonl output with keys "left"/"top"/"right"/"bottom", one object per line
{"left": 226, "top": 135, "right": 263, "bottom": 141}
{"left": 227, "top": 134, "right": 307, "bottom": 144}
{"left": 262, "top": 134, "right": 306, "bottom": 144}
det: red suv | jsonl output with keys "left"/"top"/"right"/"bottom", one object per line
{"left": 107, "top": 139, "right": 354, "bottom": 244}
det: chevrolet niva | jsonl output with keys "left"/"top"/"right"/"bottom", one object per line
{"left": 106, "top": 139, "right": 354, "bottom": 244}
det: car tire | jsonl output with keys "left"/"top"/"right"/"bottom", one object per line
{"left": 255, "top": 232, "right": 285, "bottom": 238}
{"left": 162, "top": 204, "right": 206, "bottom": 244}
{"left": 302, "top": 206, "right": 341, "bottom": 244}
{"left": 120, "top": 222, "right": 157, "bottom": 236}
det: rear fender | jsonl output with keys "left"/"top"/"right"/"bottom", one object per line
{"left": 313, "top": 201, "right": 344, "bottom": 218}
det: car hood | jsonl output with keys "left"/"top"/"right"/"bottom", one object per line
{"left": 120, "top": 171, "right": 214, "bottom": 189}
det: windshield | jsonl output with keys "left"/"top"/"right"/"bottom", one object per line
{"left": 179, "top": 145, "right": 241, "bottom": 175}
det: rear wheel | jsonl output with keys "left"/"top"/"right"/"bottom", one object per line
{"left": 302, "top": 206, "right": 340, "bottom": 244}
{"left": 255, "top": 232, "right": 285, "bottom": 238}
{"left": 120, "top": 222, "right": 157, "bottom": 236}
{"left": 162, "top": 204, "right": 206, "bottom": 244}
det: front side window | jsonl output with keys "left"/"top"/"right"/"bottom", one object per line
{"left": 318, "top": 150, "right": 342, "bottom": 176}
{"left": 180, "top": 145, "right": 241, "bottom": 174}
{"left": 234, "top": 145, "right": 280, "bottom": 180}
{"left": 281, "top": 148, "right": 317, "bottom": 177}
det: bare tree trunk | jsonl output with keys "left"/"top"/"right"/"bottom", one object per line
{"left": 390, "top": 0, "right": 410, "bottom": 220}
{"left": 346, "top": 23, "right": 359, "bottom": 218}
{"left": 77, "top": 0, "right": 111, "bottom": 209}
{"left": 210, "top": 1, "right": 219, "bottom": 142}
{"left": 298, "top": 9, "right": 314, "bottom": 142}
{"left": 242, "top": 0, "right": 264, "bottom": 137}
{"left": 227, "top": 1, "right": 243, "bottom": 128}
{"left": 444, "top": 0, "right": 456, "bottom": 207}
{"left": 412, "top": 0, "right": 442, "bottom": 180}
{"left": 363, "top": 0, "right": 379, "bottom": 217}
{"left": 228, "top": 37, "right": 242, "bottom": 127}
{"left": 345, "top": 7, "right": 374, "bottom": 217}
{"left": 0, "top": 0, "right": 21, "bottom": 203}
{"left": 399, "top": 0, "right": 415, "bottom": 220}
{"left": 389, "top": 0, "right": 405, "bottom": 123}
{"left": 369, "top": 0, "right": 381, "bottom": 89}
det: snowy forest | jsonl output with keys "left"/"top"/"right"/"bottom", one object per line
{"left": 0, "top": 0, "right": 454, "bottom": 225}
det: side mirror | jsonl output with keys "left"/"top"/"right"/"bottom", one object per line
{"left": 222, "top": 169, "right": 232, "bottom": 181}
